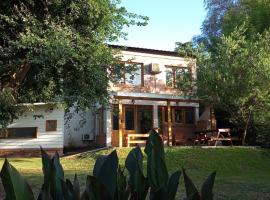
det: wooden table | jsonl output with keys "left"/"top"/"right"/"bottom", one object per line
{"left": 209, "top": 128, "right": 233, "bottom": 146}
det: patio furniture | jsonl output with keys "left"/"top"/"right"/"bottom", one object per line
{"left": 127, "top": 133, "right": 149, "bottom": 147}
{"left": 193, "top": 129, "right": 216, "bottom": 145}
{"left": 209, "top": 128, "right": 233, "bottom": 146}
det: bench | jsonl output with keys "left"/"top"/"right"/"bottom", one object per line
{"left": 127, "top": 134, "right": 149, "bottom": 147}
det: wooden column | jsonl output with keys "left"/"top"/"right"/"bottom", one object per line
{"left": 119, "top": 102, "right": 123, "bottom": 147}
{"left": 167, "top": 101, "right": 172, "bottom": 146}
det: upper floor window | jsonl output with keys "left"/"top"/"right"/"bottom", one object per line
{"left": 113, "top": 62, "right": 144, "bottom": 86}
{"left": 165, "top": 66, "right": 191, "bottom": 89}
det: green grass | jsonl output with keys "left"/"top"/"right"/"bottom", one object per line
{"left": 1, "top": 147, "right": 270, "bottom": 199}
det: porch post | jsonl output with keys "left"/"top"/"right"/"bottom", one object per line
{"left": 104, "top": 107, "right": 112, "bottom": 147}
{"left": 167, "top": 100, "right": 172, "bottom": 146}
{"left": 118, "top": 101, "right": 123, "bottom": 147}
{"left": 153, "top": 104, "right": 159, "bottom": 129}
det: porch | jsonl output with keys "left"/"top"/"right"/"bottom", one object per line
{"left": 109, "top": 95, "right": 200, "bottom": 147}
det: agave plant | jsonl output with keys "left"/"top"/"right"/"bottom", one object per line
{"left": 0, "top": 129, "right": 216, "bottom": 200}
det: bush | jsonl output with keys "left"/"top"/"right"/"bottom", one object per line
{"left": 0, "top": 129, "right": 216, "bottom": 200}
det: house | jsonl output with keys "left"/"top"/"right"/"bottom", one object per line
{"left": 67, "top": 45, "right": 211, "bottom": 148}
{"left": 0, "top": 45, "right": 214, "bottom": 157}
{"left": 0, "top": 103, "right": 64, "bottom": 156}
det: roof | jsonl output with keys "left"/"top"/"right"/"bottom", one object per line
{"left": 109, "top": 44, "right": 196, "bottom": 58}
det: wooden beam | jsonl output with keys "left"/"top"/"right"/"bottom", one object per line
{"left": 167, "top": 101, "right": 172, "bottom": 146}
{"left": 118, "top": 102, "right": 123, "bottom": 147}
{"left": 114, "top": 95, "right": 200, "bottom": 103}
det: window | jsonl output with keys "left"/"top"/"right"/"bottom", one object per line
{"left": 166, "top": 67, "right": 174, "bottom": 87}
{"left": 174, "top": 108, "right": 184, "bottom": 123}
{"left": 112, "top": 106, "right": 119, "bottom": 130}
{"left": 125, "top": 107, "right": 134, "bottom": 130}
{"left": 113, "top": 62, "right": 143, "bottom": 86}
{"left": 158, "top": 106, "right": 195, "bottom": 125}
{"left": 137, "top": 106, "right": 153, "bottom": 134}
{"left": 46, "top": 120, "right": 57, "bottom": 132}
{"left": 173, "top": 107, "right": 194, "bottom": 124}
{"left": 0, "top": 127, "right": 37, "bottom": 139}
{"left": 185, "top": 108, "right": 195, "bottom": 124}
{"left": 165, "top": 66, "right": 191, "bottom": 88}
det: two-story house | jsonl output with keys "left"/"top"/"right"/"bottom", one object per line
{"left": 91, "top": 45, "right": 200, "bottom": 147}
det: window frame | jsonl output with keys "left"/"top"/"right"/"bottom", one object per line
{"left": 159, "top": 106, "right": 195, "bottom": 125}
{"left": 165, "top": 65, "right": 191, "bottom": 88}
{"left": 45, "top": 120, "right": 57, "bottom": 132}
{"left": 0, "top": 127, "right": 38, "bottom": 139}
{"left": 116, "top": 61, "right": 144, "bottom": 87}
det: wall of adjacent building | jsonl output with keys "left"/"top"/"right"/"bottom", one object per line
{"left": 64, "top": 108, "right": 95, "bottom": 148}
{"left": 0, "top": 104, "right": 64, "bottom": 156}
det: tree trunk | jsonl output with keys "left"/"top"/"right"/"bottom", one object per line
{"left": 242, "top": 110, "right": 252, "bottom": 146}
{"left": 242, "top": 128, "right": 247, "bottom": 146}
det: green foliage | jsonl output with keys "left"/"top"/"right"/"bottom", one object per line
{"left": 0, "top": 130, "right": 216, "bottom": 200}
{"left": 0, "top": 0, "right": 148, "bottom": 127}
{"left": 0, "top": 90, "right": 21, "bottom": 128}
{"left": 197, "top": 25, "right": 270, "bottom": 144}
{"left": 183, "top": 169, "right": 216, "bottom": 200}
{"left": 193, "top": 0, "right": 270, "bottom": 145}
{"left": 0, "top": 159, "right": 35, "bottom": 200}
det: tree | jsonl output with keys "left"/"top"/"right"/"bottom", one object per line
{"left": 0, "top": 0, "right": 148, "bottom": 127}
{"left": 190, "top": 0, "right": 270, "bottom": 145}
{"left": 202, "top": 0, "right": 270, "bottom": 47}
{"left": 197, "top": 26, "right": 270, "bottom": 145}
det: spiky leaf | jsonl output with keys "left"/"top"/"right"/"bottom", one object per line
{"left": 182, "top": 168, "right": 200, "bottom": 200}
{"left": 125, "top": 146, "right": 148, "bottom": 199}
{"left": 0, "top": 159, "right": 35, "bottom": 200}
{"left": 166, "top": 171, "right": 181, "bottom": 200}
{"left": 93, "top": 150, "right": 118, "bottom": 198}
{"left": 145, "top": 129, "right": 168, "bottom": 189}
{"left": 201, "top": 172, "right": 216, "bottom": 200}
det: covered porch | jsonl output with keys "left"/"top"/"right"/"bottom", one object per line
{"left": 110, "top": 95, "right": 200, "bottom": 147}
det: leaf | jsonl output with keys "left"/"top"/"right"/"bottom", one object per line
{"left": 0, "top": 159, "right": 35, "bottom": 200}
{"left": 201, "top": 172, "right": 216, "bottom": 200}
{"left": 85, "top": 175, "right": 111, "bottom": 200}
{"left": 61, "top": 179, "right": 73, "bottom": 200}
{"left": 145, "top": 129, "right": 168, "bottom": 189}
{"left": 125, "top": 146, "right": 148, "bottom": 199}
{"left": 37, "top": 184, "right": 53, "bottom": 200}
{"left": 40, "top": 148, "right": 65, "bottom": 199}
{"left": 52, "top": 151, "right": 64, "bottom": 199}
{"left": 115, "top": 167, "right": 129, "bottom": 200}
{"left": 93, "top": 150, "right": 118, "bottom": 198}
{"left": 149, "top": 187, "right": 166, "bottom": 200}
{"left": 125, "top": 146, "right": 143, "bottom": 174}
{"left": 73, "top": 174, "right": 81, "bottom": 200}
{"left": 182, "top": 168, "right": 200, "bottom": 200}
{"left": 166, "top": 171, "right": 181, "bottom": 200}
{"left": 41, "top": 147, "right": 53, "bottom": 186}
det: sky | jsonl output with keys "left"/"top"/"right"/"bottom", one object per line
{"left": 113, "top": 0, "right": 207, "bottom": 51}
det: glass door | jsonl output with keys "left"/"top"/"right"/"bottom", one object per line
{"left": 137, "top": 105, "right": 153, "bottom": 134}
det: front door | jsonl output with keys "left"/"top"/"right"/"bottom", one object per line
{"left": 111, "top": 104, "right": 154, "bottom": 146}
{"left": 137, "top": 105, "right": 153, "bottom": 134}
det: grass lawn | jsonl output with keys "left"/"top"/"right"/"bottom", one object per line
{"left": 1, "top": 147, "right": 270, "bottom": 199}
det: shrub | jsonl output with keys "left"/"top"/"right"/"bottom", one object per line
{"left": 0, "top": 129, "right": 216, "bottom": 199}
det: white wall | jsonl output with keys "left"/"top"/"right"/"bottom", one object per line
{"left": 0, "top": 104, "right": 64, "bottom": 150}
{"left": 64, "top": 108, "right": 95, "bottom": 148}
